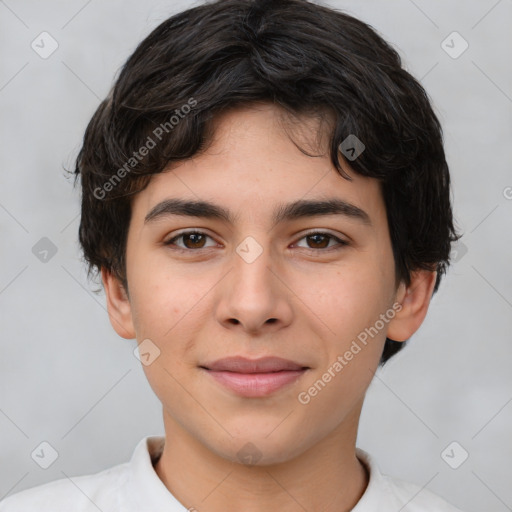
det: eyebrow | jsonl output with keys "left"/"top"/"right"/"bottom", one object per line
{"left": 144, "top": 197, "right": 372, "bottom": 227}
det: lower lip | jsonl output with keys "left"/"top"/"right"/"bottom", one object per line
{"left": 205, "top": 369, "right": 307, "bottom": 397}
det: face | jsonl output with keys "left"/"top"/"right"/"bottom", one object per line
{"left": 104, "top": 103, "right": 428, "bottom": 465}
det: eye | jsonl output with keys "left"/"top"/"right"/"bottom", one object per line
{"left": 164, "top": 231, "right": 218, "bottom": 251}
{"left": 293, "top": 231, "right": 348, "bottom": 251}
{"left": 163, "top": 230, "right": 349, "bottom": 253}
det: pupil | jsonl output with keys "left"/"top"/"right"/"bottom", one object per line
{"left": 309, "top": 234, "right": 328, "bottom": 248}
{"left": 187, "top": 234, "right": 204, "bottom": 248}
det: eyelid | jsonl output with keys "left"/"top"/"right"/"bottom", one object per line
{"left": 292, "top": 230, "right": 349, "bottom": 249}
{"left": 164, "top": 229, "right": 349, "bottom": 252}
{"left": 163, "top": 229, "right": 219, "bottom": 249}
{"left": 298, "top": 229, "right": 348, "bottom": 242}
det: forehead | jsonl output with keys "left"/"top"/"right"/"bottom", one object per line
{"left": 132, "top": 104, "right": 386, "bottom": 228}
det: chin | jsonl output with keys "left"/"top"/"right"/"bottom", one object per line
{"left": 199, "top": 425, "right": 314, "bottom": 467}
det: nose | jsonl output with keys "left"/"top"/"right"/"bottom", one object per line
{"left": 215, "top": 236, "right": 294, "bottom": 335}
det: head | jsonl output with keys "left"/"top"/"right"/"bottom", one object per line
{"left": 74, "top": 0, "right": 461, "bottom": 464}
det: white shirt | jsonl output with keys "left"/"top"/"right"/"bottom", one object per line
{"left": 0, "top": 435, "right": 464, "bottom": 511}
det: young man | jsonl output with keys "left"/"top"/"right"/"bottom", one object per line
{"left": 0, "top": 0, "right": 464, "bottom": 510}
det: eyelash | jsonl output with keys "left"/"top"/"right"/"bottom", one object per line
{"left": 163, "top": 230, "right": 349, "bottom": 253}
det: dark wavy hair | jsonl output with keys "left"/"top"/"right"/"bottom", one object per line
{"left": 74, "top": 0, "right": 461, "bottom": 364}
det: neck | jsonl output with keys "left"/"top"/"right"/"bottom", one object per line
{"left": 154, "top": 404, "right": 369, "bottom": 512}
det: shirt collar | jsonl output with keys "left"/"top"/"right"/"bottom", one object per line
{"left": 127, "top": 435, "right": 188, "bottom": 510}
{"left": 352, "top": 447, "right": 394, "bottom": 509}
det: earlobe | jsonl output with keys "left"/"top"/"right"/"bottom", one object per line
{"left": 101, "top": 268, "right": 136, "bottom": 339}
{"left": 386, "top": 270, "right": 437, "bottom": 343}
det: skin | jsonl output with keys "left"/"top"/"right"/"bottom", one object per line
{"left": 103, "top": 103, "right": 437, "bottom": 512}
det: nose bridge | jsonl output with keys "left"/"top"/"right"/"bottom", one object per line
{"left": 216, "top": 231, "right": 291, "bottom": 332}
{"left": 232, "top": 234, "right": 274, "bottom": 293}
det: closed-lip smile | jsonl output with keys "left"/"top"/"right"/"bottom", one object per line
{"left": 200, "top": 356, "right": 309, "bottom": 397}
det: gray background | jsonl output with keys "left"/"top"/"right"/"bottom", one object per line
{"left": 0, "top": 0, "right": 511, "bottom": 510}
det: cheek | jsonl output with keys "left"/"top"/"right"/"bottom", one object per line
{"left": 128, "top": 264, "right": 213, "bottom": 370}
{"left": 129, "top": 281, "right": 170, "bottom": 338}
{"left": 308, "top": 264, "right": 388, "bottom": 342}
{"left": 297, "top": 285, "right": 387, "bottom": 419}
{"left": 127, "top": 251, "right": 191, "bottom": 336}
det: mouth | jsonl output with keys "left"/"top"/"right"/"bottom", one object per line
{"left": 199, "top": 356, "right": 310, "bottom": 397}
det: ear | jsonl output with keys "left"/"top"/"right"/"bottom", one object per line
{"left": 101, "top": 268, "right": 136, "bottom": 339}
{"left": 386, "top": 269, "right": 437, "bottom": 342}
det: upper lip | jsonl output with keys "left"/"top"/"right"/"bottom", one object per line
{"left": 201, "top": 356, "right": 308, "bottom": 373}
